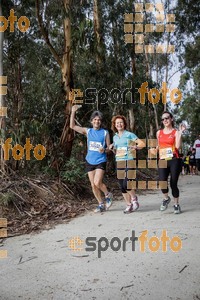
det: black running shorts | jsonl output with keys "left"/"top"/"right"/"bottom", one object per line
{"left": 85, "top": 161, "right": 107, "bottom": 172}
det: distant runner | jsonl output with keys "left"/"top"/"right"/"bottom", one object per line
{"left": 193, "top": 134, "right": 200, "bottom": 174}
{"left": 70, "top": 105, "right": 113, "bottom": 213}
{"left": 189, "top": 148, "right": 196, "bottom": 175}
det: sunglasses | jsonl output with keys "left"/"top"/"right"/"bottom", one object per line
{"left": 161, "top": 117, "right": 170, "bottom": 121}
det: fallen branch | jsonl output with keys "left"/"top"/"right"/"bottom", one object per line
{"left": 12, "top": 199, "right": 24, "bottom": 216}
{"left": 60, "top": 182, "right": 74, "bottom": 197}
{"left": 18, "top": 256, "right": 38, "bottom": 264}
{"left": 179, "top": 265, "right": 188, "bottom": 273}
{"left": 10, "top": 190, "right": 26, "bottom": 203}
{"left": 120, "top": 284, "right": 134, "bottom": 291}
{"left": 25, "top": 179, "right": 52, "bottom": 196}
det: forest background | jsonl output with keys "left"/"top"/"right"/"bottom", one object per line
{"left": 0, "top": 0, "right": 199, "bottom": 234}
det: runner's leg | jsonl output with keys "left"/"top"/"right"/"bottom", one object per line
{"left": 158, "top": 161, "right": 171, "bottom": 210}
{"left": 88, "top": 170, "right": 103, "bottom": 204}
{"left": 93, "top": 168, "right": 109, "bottom": 196}
{"left": 121, "top": 192, "right": 131, "bottom": 205}
{"left": 169, "top": 159, "right": 181, "bottom": 205}
{"left": 158, "top": 161, "right": 170, "bottom": 198}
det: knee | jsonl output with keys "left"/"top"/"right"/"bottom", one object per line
{"left": 90, "top": 182, "right": 96, "bottom": 189}
{"left": 94, "top": 180, "right": 101, "bottom": 189}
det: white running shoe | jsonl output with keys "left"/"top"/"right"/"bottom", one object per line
{"left": 123, "top": 204, "right": 133, "bottom": 214}
{"left": 131, "top": 196, "right": 139, "bottom": 211}
{"left": 105, "top": 192, "right": 113, "bottom": 210}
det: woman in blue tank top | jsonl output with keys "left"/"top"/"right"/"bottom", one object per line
{"left": 70, "top": 105, "right": 113, "bottom": 213}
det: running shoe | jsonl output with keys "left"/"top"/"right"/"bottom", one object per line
{"left": 174, "top": 204, "right": 181, "bottom": 214}
{"left": 105, "top": 192, "right": 113, "bottom": 210}
{"left": 94, "top": 203, "right": 105, "bottom": 213}
{"left": 160, "top": 196, "right": 171, "bottom": 211}
{"left": 131, "top": 196, "right": 139, "bottom": 211}
{"left": 124, "top": 204, "right": 133, "bottom": 214}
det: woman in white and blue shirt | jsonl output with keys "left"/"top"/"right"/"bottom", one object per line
{"left": 110, "top": 115, "right": 144, "bottom": 214}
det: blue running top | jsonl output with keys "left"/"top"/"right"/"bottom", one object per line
{"left": 85, "top": 128, "right": 108, "bottom": 165}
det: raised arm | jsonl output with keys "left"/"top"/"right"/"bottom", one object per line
{"left": 175, "top": 124, "right": 186, "bottom": 149}
{"left": 70, "top": 105, "right": 87, "bottom": 135}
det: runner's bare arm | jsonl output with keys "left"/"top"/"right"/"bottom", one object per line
{"left": 108, "top": 143, "right": 116, "bottom": 154}
{"left": 129, "top": 138, "right": 145, "bottom": 150}
{"left": 105, "top": 132, "right": 111, "bottom": 153}
{"left": 135, "top": 138, "right": 145, "bottom": 150}
{"left": 106, "top": 132, "right": 111, "bottom": 147}
{"left": 70, "top": 105, "right": 87, "bottom": 135}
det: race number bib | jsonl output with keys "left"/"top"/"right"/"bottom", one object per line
{"left": 116, "top": 147, "right": 127, "bottom": 158}
{"left": 89, "top": 141, "right": 102, "bottom": 151}
{"left": 159, "top": 148, "right": 173, "bottom": 159}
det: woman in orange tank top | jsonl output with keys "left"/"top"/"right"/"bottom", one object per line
{"left": 156, "top": 111, "right": 186, "bottom": 214}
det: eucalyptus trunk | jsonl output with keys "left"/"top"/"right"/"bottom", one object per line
{"left": 36, "top": 0, "right": 74, "bottom": 158}
{"left": 0, "top": 3, "right": 6, "bottom": 173}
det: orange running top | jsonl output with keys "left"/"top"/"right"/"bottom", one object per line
{"left": 158, "top": 129, "right": 179, "bottom": 158}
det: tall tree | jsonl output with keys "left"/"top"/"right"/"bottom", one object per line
{"left": 35, "top": 0, "right": 74, "bottom": 158}
{"left": 0, "top": 2, "right": 7, "bottom": 173}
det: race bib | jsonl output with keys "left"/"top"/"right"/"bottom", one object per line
{"left": 116, "top": 147, "right": 127, "bottom": 158}
{"left": 89, "top": 141, "right": 102, "bottom": 151}
{"left": 159, "top": 148, "right": 173, "bottom": 159}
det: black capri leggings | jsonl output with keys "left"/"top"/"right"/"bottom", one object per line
{"left": 158, "top": 158, "right": 182, "bottom": 198}
{"left": 117, "top": 160, "right": 135, "bottom": 193}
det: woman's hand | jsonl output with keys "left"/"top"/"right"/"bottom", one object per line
{"left": 128, "top": 145, "right": 137, "bottom": 150}
{"left": 179, "top": 123, "right": 187, "bottom": 133}
{"left": 108, "top": 143, "right": 116, "bottom": 153}
{"left": 109, "top": 144, "right": 114, "bottom": 150}
{"left": 98, "top": 146, "right": 105, "bottom": 153}
{"left": 149, "top": 148, "right": 158, "bottom": 156}
{"left": 72, "top": 105, "right": 81, "bottom": 113}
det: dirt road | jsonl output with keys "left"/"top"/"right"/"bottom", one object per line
{"left": 0, "top": 175, "right": 200, "bottom": 300}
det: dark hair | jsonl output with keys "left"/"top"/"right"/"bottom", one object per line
{"left": 111, "top": 115, "right": 127, "bottom": 133}
{"left": 161, "top": 111, "right": 175, "bottom": 128}
{"left": 90, "top": 111, "right": 103, "bottom": 122}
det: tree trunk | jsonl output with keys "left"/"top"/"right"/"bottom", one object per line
{"left": 93, "top": 0, "right": 105, "bottom": 110}
{"left": 145, "top": 52, "right": 159, "bottom": 132}
{"left": 35, "top": 0, "right": 74, "bottom": 159}
{"left": 0, "top": 3, "right": 6, "bottom": 173}
{"left": 129, "top": 39, "right": 136, "bottom": 131}
{"left": 93, "top": 0, "right": 102, "bottom": 66}
{"left": 128, "top": 109, "right": 135, "bottom": 132}
{"left": 59, "top": 0, "right": 74, "bottom": 158}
